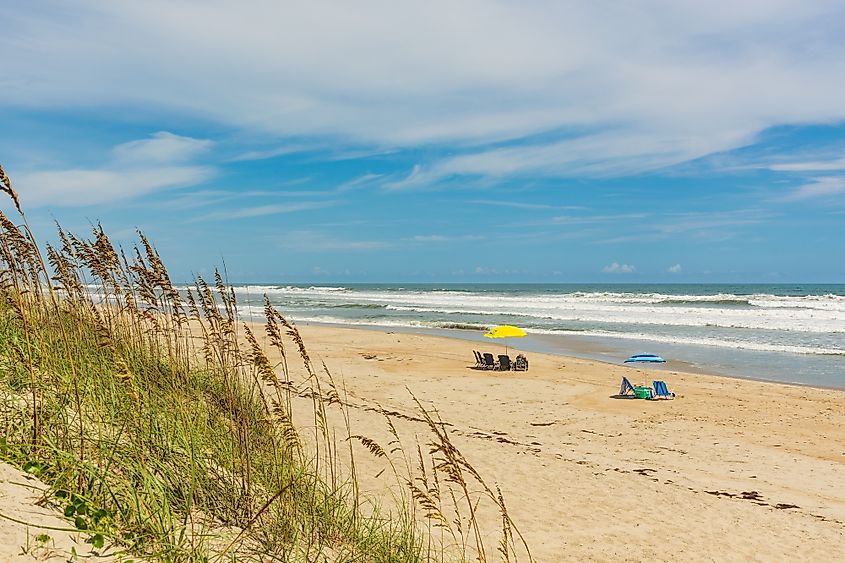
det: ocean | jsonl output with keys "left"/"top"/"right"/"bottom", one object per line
{"left": 231, "top": 284, "right": 845, "bottom": 389}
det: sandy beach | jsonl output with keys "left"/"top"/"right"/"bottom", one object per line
{"left": 3, "top": 319, "right": 842, "bottom": 562}
{"left": 279, "top": 323, "right": 845, "bottom": 562}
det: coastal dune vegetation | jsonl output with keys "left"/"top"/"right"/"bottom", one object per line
{"left": 0, "top": 164, "right": 531, "bottom": 562}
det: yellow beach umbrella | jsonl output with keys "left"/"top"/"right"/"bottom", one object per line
{"left": 484, "top": 325, "right": 527, "bottom": 355}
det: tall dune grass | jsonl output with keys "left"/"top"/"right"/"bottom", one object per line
{"left": 0, "top": 163, "right": 531, "bottom": 562}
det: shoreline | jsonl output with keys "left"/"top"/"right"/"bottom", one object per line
{"left": 231, "top": 281, "right": 845, "bottom": 390}
{"left": 295, "top": 319, "right": 845, "bottom": 391}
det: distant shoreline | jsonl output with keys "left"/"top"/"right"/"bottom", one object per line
{"left": 229, "top": 282, "right": 845, "bottom": 389}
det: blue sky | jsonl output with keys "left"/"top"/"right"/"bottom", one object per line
{"left": 1, "top": 1, "right": 844, "bottom": 283}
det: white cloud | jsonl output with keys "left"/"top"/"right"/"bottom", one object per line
{"left": 769, "top": 156, "right": 845, "bottom": 172}
{"left": 191, "top": 201, "right": 337, "bottom": 222}
{"left": 594, "top": 209, "right": 772, "bottom": 244}
{"left": 784, "top": 177, "right": 845, "bottom": 200}
{"left": 17, "top": 166, "right": 212, "bottom": 207}
{"left": 474, "top": 266, "right": 497, "bottom": 275}
{"left": 229, "top": 144, "right": 316, "bottom": 162}
{"left": 3, "top": 1, "right": 845, "bottom": 179}
{"left": 602, "top": 262, "right": 636, "bottom": 273}
{"left": 112, "top": 131, "right": 213, "bottom": 164}
{"left": 13, "top": 132, "right": 213, "bottom": 207}
{"left": 408, "top": 234, "right": 484, "bottom": 242}
{"left": 335, "top": 173, "right": 385, "bottom": 192}
{"left": 388, "top": 129, "right": 754, "bottom": 187}
{"left": 277, "top": 230, "right": 389, "bottom": 251}
{"left": 552, "top": 212, "right": 648, "bottom": 225}
{"left": 656, "top": 210, "right": 770, "bottom": 235}
{"left": 668, "top": 263, "right": 682, "bottom": 273}
{"left": 468, "top": 200, "right": 556, "bottom": 210}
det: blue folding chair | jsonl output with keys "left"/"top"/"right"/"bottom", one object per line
{"left": 619, "top": 376, "right": 637, "bottom": 396}
{"left": 651, "top": 380, "right": 675, "bottom": 399}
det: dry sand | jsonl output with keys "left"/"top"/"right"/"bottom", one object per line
{"left": 0, "top": 462, "right": 121, "bottom": 562}
{"left": 287, "top": 324, "right": 845, "bottom": 562}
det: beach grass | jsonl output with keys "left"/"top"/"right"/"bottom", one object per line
{"left": 0, "top": 164, "right": 531, "bottom": 562}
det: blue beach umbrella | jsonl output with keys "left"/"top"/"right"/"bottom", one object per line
{"left": 624, "top": 354, "right": 666, "bottom": 389}
{"left": 624, "top": 353, "right": 666, "bottom": 364}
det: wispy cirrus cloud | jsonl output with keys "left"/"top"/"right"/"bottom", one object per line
{"left": 654, "top": 210, "right": 770, "bottom": 235}
{"left": 276, "top": 230, "right": 390, "bottom": 252}
{"left": 229, "top": 144, "right": 319, "bottom": 162}
{"left": 12, "top": 132, "right": 214, "bottom": 207}
{"left": 335, "top": 173, "right": 385, "bottom": 192}
{"left": 768, "top": 155, "right": 845, "bottom": 172}
{"left": 111, "top": 131, "right": 212, "bottom": 164}
{"left": 602, "top": 262, "right": 636, "bottom": 273}
{"left": 467, "top": 199, "right": 583, "bottom": 211}
{"left": 190, "top": 201, "right": 338, "bottom": 222}
{"left": 17, "top": 167, "right": 213, "bottom": 207}
{"left": 762, "top": 151, "right": 845, "bottom": 202}
{"left": 783, "top": 177, "right": 845, "bottom": 200}
{"left": 151, "top": 183, "right": 330, "bottom": 211}
{"left": 551, "top": 212, "right": 648, "bottom": 225}
{"left": 387, "top": 128, "right": 756, "bottom": 188}
{"left": 592, "top": 209, "right": 773, "bottom": 244}
{"left": 231, "top": 144, "right": 398, "bottom": 164}
{"left": 405, "top": 234, "right": 485, "bottom": 242}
